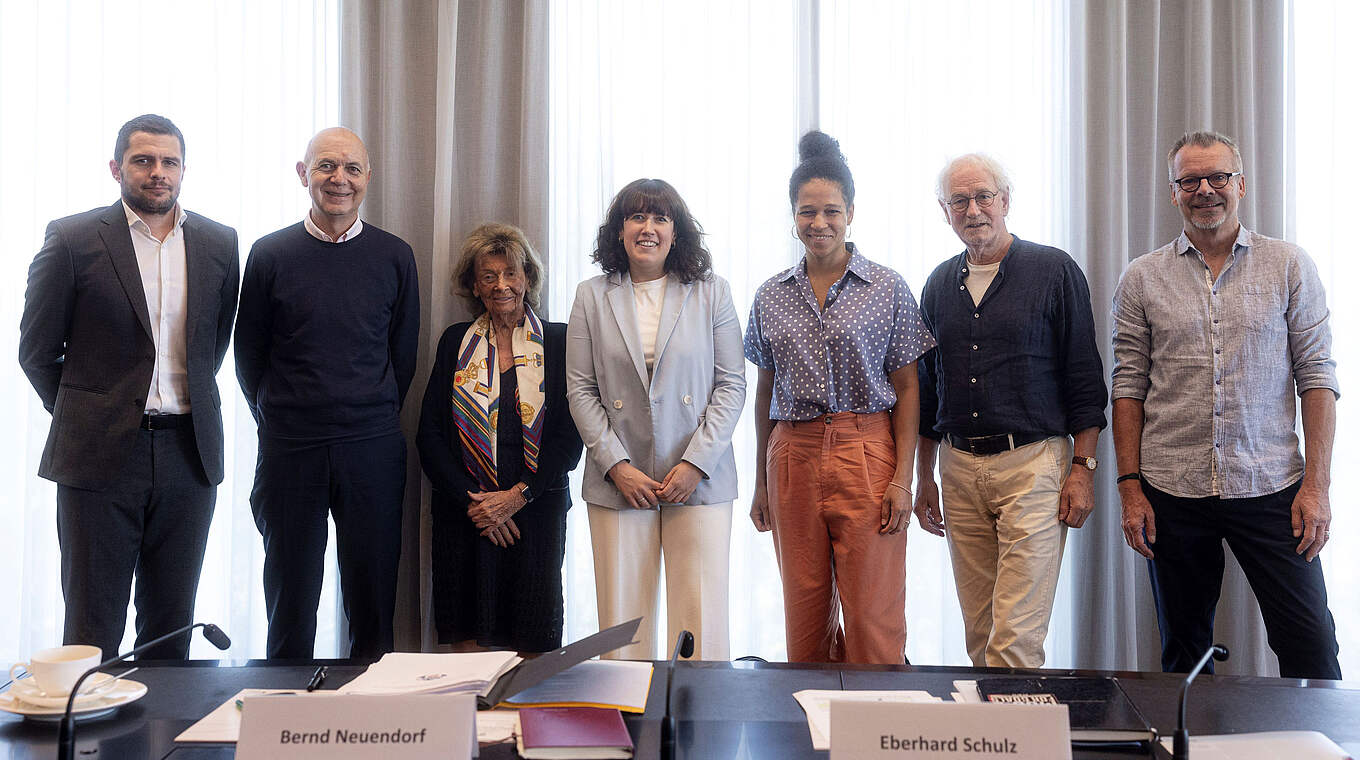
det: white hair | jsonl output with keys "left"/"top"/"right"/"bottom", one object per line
{"left": 936, "top": 153, "right": 1012, "bottom": 200}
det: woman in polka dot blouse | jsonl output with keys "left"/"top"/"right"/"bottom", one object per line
{"left": 743, "top": 131, "right": 937, "bottom": 664}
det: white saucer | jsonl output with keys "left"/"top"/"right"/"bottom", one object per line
{"left": 0, "top": 677, "right": 147, "bottom": 722}
{"left": 7, "top": 673, "right": 126, "bottom": 709}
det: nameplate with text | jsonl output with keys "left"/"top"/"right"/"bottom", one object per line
{"left": 830, "top": 700, "right": 1071, "bottom": 759}
{"left": 236, "top": 692, "right": 477, "bottom": 759}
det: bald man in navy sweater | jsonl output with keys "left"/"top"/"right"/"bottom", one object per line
{"left": 235, "top": 127, "right": 419, "bottom": 659}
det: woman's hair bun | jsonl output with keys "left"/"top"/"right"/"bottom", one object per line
{"left": 798, "top": 131, "right": 844, "bottom": 163}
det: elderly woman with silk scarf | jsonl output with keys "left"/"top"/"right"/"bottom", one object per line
{"left": 416, "top": 223, "right": 583, "bottom": 655}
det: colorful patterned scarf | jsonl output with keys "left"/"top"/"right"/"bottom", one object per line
{"left": 451, "top": 308, "right": 546, "bottom": 490}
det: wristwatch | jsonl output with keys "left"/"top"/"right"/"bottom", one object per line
{"left": 1072, "top": 455, "right": 1098, "bottom": 471}
{"left": 519, "top": 484, "right": 533, "bottom": 501}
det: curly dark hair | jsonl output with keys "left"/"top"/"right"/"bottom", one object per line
{"left": 592, "top": 178, "right": 712, "bottom": 284}
{"left": 788, "top": 130, "right": 855, "bottom": 207}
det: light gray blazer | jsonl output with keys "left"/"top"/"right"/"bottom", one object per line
{"left": 566, "top": 271, "right": 746, "bottom": 509}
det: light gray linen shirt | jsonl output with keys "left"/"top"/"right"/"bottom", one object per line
{"left": 1111, "top": 226, "right": 1338, "bottom": 498}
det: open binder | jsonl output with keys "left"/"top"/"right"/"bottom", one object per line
{"left": 478, "top": 616, "right": 642, "bottom": 710}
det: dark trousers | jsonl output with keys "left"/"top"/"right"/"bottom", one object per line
{"left": 251, "top": 432, "right": 406, "bottom": 659}
{"left": 56, "top": 424, "right": 215, "bottom": 660}
{"left": 1143, "top": 480, "right": 1341, "bottom": 679}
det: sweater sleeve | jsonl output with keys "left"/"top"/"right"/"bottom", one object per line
{"left": 390, "top": 241, "right": 420, "bottom": 407}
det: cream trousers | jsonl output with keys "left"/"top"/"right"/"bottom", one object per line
{"left": 587, "top": 501, "right": 732, "bottom": 660}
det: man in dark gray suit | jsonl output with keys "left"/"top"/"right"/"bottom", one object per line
{"left": 19, "top": 114, "right": 239, "bottom": 660}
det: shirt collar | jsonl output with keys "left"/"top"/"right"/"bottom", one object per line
{"left": 779, "top": 242, "right": 873, "bottom": 284}
{"left": 1175, "top": 225, "right": 1253, "bottom": 255}
{"left": 955, "top": 235, "right": 1017, "bottom": 282}
{"left": 122, "top": 200, "right": 187, "bottom": 234}
{"left": 304, "top": 212, "right": 363, "bottom": 243}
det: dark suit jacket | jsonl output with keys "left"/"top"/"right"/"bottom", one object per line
{"left": 19, "top": 201, "right": 240, "bottom": 489}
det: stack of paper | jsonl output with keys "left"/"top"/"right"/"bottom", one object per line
{"left": 1158, "top": 730, "right": 1350, "bottom": 759}
{"left": 339, "top": 651, "right": 522, "bottom": 697}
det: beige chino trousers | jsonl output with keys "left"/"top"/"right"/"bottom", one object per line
{"left": 939, "top": 436, "right": 1071, "bottom": 668}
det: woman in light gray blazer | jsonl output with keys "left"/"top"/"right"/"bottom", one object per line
{"left": 566, "top": 178, "right": 746, "bottom": 660}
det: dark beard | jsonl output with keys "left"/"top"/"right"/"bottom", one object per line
{"left": 122, "top": 187, "right": 176, "bottom": 216}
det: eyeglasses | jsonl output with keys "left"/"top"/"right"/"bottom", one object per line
{"left": 945, "top": 190, "right": 1000, "bottom": 213}
{"left": 1171, "top": 171, "right": 1241, "bottom": 193}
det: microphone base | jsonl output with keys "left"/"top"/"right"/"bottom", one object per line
{"left": 1172, "top": 728, "right": 1189, "bottom": 759}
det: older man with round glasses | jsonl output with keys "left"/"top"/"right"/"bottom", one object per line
{"left": 914, "top": 153, "right": 1107, "bottom": 668}
{"left": 1112, "top": 130, "right": 1341, "bottom": 679}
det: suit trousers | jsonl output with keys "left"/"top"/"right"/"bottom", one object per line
{"left": 939, "top": 436, "right": 1070, "bottom": 668}
{"left": 250, "top": 432, "right": 406, "bottom": 659}
{"left": 767, "top": 412, "right": 906, "bottom": 665}
{"left": 56, "top": 424, "right": 214, "bottom": 660}
{"left": 1142, "top": 479, "right": 1341, "bottom": 679}
{"left": 587, "top": 501, "right": 732, "bottom": 661}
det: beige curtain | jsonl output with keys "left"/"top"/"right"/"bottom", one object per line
{"left": 1073, "top": 0, "right": 1289, "bottom": 675}
{"left": 340, "top": 0, "right": 549, "bottom": 651}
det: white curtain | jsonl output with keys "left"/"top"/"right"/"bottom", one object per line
{"left": 0, "top": 0, "right": 344, "bottom": 663}
{"left": 339, "top": 0, "right": 551, "bottom": 651}
{"left": 5, "top": 0, "right": 1355, "bottom": 676}
{"left": 548, "top": 0, "right": 1075, "bottom": 664}
{"left": 1292, "top": 0, "right": 1359, "bottom": 679}
{"left": 548, "top": 0, "right": 1359, "bottom": 671}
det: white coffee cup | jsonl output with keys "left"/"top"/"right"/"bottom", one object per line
{"left": 8, "top": 645, "right": 102, "bottom": 697}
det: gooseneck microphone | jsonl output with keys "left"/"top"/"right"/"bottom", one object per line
{"left": 661, "top": 630, "right": 695, "bottom": 760}
{"left": 59, "top": 622, "right": 232, "bottom": 760}
{"left": 1172, "top": 643, "right": 1229, "bottom": 760}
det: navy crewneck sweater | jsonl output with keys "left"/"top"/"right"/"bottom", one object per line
{"left": 234, "top": 221, "right": 419, "bottom": 449}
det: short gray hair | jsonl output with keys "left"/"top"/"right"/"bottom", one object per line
{"left": 937, "top": 153, "right": 1012, "bottom": 200}
{"left": 452, "top": 222, "right": 545, "bottom": 315}
{"left": 1166, "top": 130, "right": 1243, "bottom": 179}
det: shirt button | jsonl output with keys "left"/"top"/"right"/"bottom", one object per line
{"left": 971, "top": 412, "right": 979, "bottom": 418}
{"left": 971, "top": 344, "right": 979, "bottom": 351}
{"left": 682, "top": 394, "right": 692, "bottom": 405}
{"left": 613, "top": 400, "right": 623, "bottom": 409}
{"left": 970, "top": 377, "right": 977, "bottom": 383}
{"left": 959, "top": 285, "right": 966, "bottom": 291}
{"left": 1215, "top": 348, "right": 1221, "bottom": 354}
{"left": 973, "top": 313, "right": 980, "bottom": 319}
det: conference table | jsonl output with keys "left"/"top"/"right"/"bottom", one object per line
{"left": 1, "top": 658, "right": 1357, "bottom": 758}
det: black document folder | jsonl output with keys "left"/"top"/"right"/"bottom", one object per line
{"left": 478, "top": 617, "right": 642, "bottom": 710}
{"left": 976, "top": 676, "right": 1157, "bottom": 744}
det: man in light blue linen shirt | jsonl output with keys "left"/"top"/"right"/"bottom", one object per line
{"left": 1111, "top": 130, "right": 1340, "bottom": 679}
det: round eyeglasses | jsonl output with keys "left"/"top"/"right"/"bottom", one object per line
{"left": 1171, "top": 171, "right": 1241, "bottom": 193}
{"left": 945, "top": 190, "right": 999, "bottom": 213}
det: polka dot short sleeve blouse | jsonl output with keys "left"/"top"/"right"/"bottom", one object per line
{"left": 744, "top": 244, "right": 936, "bottom": 421}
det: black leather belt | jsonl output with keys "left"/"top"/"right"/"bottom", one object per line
{"left": 141, "top": 413, "right": 191, "bottom": 430}
{"left": 946, "top": 431, "right": 1047, "bottom": 456}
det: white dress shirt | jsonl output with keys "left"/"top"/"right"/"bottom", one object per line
{"left": 124, "top": 201, "right": 190, "bottom": 414}
{"left": 303, "top": 212, "right": 363, "bottom": 243}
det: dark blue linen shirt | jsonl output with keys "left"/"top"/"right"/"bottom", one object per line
{"left": 917, "top": 235, "right": 1107, "bottom": 440}
{"left": 744, "top": 244, "right": 936, "bottom": 421}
